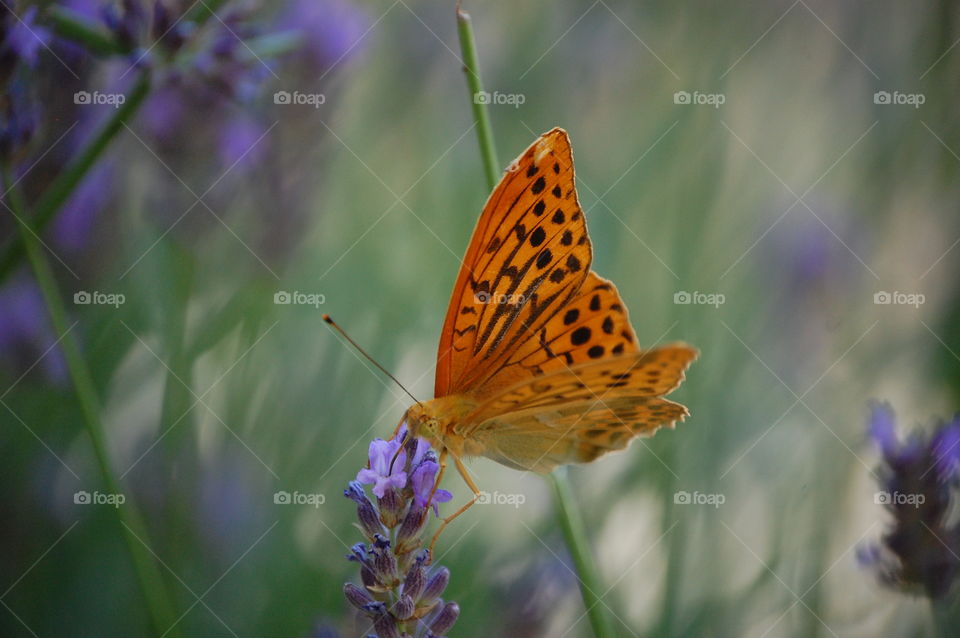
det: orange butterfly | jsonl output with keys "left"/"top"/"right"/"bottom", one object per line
{"left": 402, "top": 128, "right": 696, "bottom": 545}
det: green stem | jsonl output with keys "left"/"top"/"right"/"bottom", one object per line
{"left": 46, "top": 6, "right": 127, "bottom": 55}
{"left": 0, "top": 73, "right": 151, "bottom": 283}
{"left": 3, "top": 172, "right": 180, "bottom": 638}
{"left": 454, "top": 8, "right": 613, "bottom": 636}
{"left": 456, "top": 5, "right": 499, "bottom": 190}
{"left": 549, "top": 470, "right": 617, "bottom": 638}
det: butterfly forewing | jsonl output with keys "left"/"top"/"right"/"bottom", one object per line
{"left": 435, "top": 128, "right": 592, "bottom": 398}
{"left": 479, "top": 272, "right": 640, "bottom": 394}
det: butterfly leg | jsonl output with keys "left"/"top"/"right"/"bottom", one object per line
{"left": 427, "top": 455, "right": 481, "bottom": 561}
{"left": 428, "top": 448, "right": 449, "bottom": 503}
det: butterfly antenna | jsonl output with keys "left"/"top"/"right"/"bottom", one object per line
{"left": 323, "top": 315, "right": 423, "bottom": 406}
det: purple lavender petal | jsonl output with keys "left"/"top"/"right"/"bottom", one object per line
{"left": 275, "top": 0, "right": 370, "bottom": 71}
{"left": 868, "top": 401, "right": 898, "bottom": 457}
{"left": 410, "top": 459, "right": 438, "bottom": 508}
{"left": 0, "top": 277, "right": 67, "bottom": 382}
{"left": 217, "top": 115, "right": 268, "bottom": 170}
{"left": 356, "top": 468, "right": 380, "bottom": 485}
{"left": 51, "top": 161, "right": 113, "bottom": 253}
{"left": 4, "top": 7, "right": 52, "bottom": 67}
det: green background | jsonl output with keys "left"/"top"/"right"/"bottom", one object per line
{"left": 3, "top": 1, "right": 959, "bottom": 636}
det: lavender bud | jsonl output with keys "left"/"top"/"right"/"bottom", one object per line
{"left": 360, "top": 565, "right": 377, "bottom": 588}
{"left": 373, "top": 547, "right": 398, "bottom": 584}
{"left": 347, "top": 543, "right": 367, "bottom": 563}
{"left": 378, "top": 488, "right": 405, "bottom": 528}
{"left": 343, "top": 583, "right": 374, "bottom": 611}
{"left": 429, "top": 601, "right": 460, "bottom": 634}
{"left": 402, "top": 563, "right": 426, "bottom": 601}
{"left": 393, "top": 594, "right": 415, "bottom": 620}
{"left": 396, "top": 505, "right": 428, "bottom": 552}
{"left": 345, "top": 482, "right": 385, "bottom": 539}
{"left": 372, "top": 612, "right": 401, "bottom": 638}
{"left": 421, "top": 567, "right": 450, "bottom": 602}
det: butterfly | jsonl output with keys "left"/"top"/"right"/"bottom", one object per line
{"left": 399, "top": 128, "right": 696, "bottom": 543}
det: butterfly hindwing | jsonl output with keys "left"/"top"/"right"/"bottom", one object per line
{"left": 455, "top": 344, "right": 697, "bottom": 473}
{"left": 467, "top": 344, "right": 697, "bottom": 421}
{"left": 471, "top": 397, "right": 690, "bottom": 473}
{"left": 435, "top": 128, "right": 592, "bottom": 398}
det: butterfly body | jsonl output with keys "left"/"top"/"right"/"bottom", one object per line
{"left": 406, "top": 128, "right": 697, "bottom": 476}
{"left": 405, "top": 397, "right": 484, "bottom": 460}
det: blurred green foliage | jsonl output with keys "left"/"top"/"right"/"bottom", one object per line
{"left": 2, "top": 1, "right": 959, "bottom": 636}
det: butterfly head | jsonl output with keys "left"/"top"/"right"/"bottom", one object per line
{"left": 403, "top": 402, "right": 443, "bottom": 449}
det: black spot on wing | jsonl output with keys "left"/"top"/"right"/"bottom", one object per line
{"left": 571, "top": 326, "right": 591, "bottom": 346}
{"left": 529, "top": 227, "right": 546, "bottom": 247}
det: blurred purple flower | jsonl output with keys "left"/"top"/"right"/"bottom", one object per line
{"left": 275, "top": 0, "right": 368, "bottom": 71}
{"left": 218, "top": 115, "right": 268, "bottom": 170}
{"left": 3, "top": 6, "right": 52, "bottom": 67}
{"left": 139, "top": 82, "right": 187, "bottom": 138}
{"left": 0, "top": 277, "right": 67, "bottom": 383}
{"left": 0, "top": 75, "right": 38, "bottom": 160}
{"left": 868, "top": 402, "right": 899, "bottom": 458}
{"left": 51, "top": 161, "right": 114, "bottom": 252}
{"left": 859, "top": 402, "right": 960, "bottom": 598}
{"left": 357, "top": 437, "right": 408, "bottom": 498}
{"left": 60, "top": 0, "right": 101, "bottom": 20}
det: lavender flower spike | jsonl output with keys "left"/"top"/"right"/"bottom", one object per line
{"left": 344, "top": 427, "right": 459, "bottom": 637}
{"left": 859, "top": 402, "right": 960, "bottom": 599}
